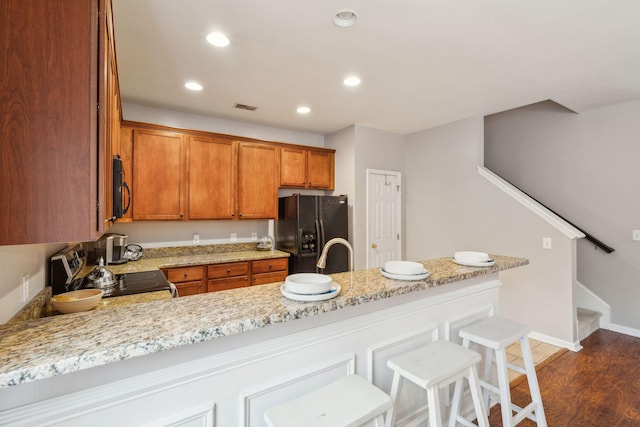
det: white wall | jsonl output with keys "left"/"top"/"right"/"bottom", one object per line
{"left": 405, "top": 116, "right": 577, "bottom": 347}
{"left": 326, "top": 126, "right": 356, "bottom": 245}
{"left": 485, "top": 100, "right": 640, "bottom": 332}
{"left": 326, "top": 125, "right": 406, "bottom": 270}
{"left": 0, "top": 243, "right": 64, "bottom": 323}
{"left": 123, "top": 103, "right": 325, "bottom": 147}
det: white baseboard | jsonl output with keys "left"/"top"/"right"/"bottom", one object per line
{"left": 528, "top": 330, "right": 582, "bottom": 352}
{"left": 608, "top": 323, "right": 640, "bottom": 339}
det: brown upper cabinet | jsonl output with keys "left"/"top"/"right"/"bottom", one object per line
{"left": 188, "top": 136, "right": 235, "bottom": 220}
{"left": 236, "top": 142, "right": 279, "bottom": 219}
{"left": 101, "top": 0, "right": 121, "bottom": 229}
{"left": 120, "top": 121, "right": 334, "bottom": 222}
{"left": 131, "top": 129, "right": 187, "bottom": 220}
{"left": 280, "top": 147, "right": 335, "bottom": 190}
{"left": 0, "top": 0, "right": 118, "bottom": 245}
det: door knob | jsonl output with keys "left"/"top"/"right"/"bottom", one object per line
{"left": 371, "top": 243, "right": 378, "bottom": 249}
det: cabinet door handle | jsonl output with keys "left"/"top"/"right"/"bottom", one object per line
{"left": 183, "top": 273, "right": 188, "bottom": 278}
{"left": 227, "top": 268, "right": 231, "bottom": 273}
{"left": 269, "top": 264, "right": 273, "bottom": 269}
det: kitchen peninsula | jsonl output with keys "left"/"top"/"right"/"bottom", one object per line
{"left": 0, "top": 255, "right": 528, "bottom": 426}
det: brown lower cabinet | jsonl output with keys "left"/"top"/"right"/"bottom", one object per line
{"left": 164, "top": 265, "right": 206, "bottom": 297}
{"left": 207, "top": 261, "right": 250, "bottom": 292}
{"left": 162, "top": 258, "right": 288, "bottom": 297}
{"left": 251, "top": 258, "right": 289, "bottom": 285}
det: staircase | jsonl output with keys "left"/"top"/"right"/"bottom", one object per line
{"left": 577, "top": 307, "right": 602, "bottom": 341}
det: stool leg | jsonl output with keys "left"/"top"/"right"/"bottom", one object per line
{"left": 482, "top": 345, "right": 493, "bottom": 411}
{"left": 427, "top": 384, "right": 443, "bottom": 427}
{"left": 385, "top": 373, "right": 403, "bottom": 427}
{"left": 520, "top": 337, "right": 547, "bottom": 427}
{"left": 495, "top": 349, "right": 515, "bottom": 427}
{"left": 467, "top": 365, "right": 489, "bottom": 427}
{"left": 448, "top": 377, "right": 464, "bottom": 427}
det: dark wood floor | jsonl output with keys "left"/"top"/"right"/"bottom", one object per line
{"left": 487, "top": 329, "right": 640, "bottom": 426}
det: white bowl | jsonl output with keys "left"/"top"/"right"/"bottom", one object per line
{"left": 284, "top": 273, "right": 333, "bottom": 295}
{"left": 51, "top": 289, "right": 103, "bottom": 314}
{"left": 453, "top": 251, "right": 490, "bottom": 263}
{"left": 383, "top": 260, "right": 425, "bottom": 275}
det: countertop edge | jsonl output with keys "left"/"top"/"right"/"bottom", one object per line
{"left": 0, "top": 255, "right": 528, "bottom": 388}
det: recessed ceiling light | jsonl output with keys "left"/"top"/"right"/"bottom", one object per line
{"left": 334, "top": 9, "right": 358, "bottom": 27}
{"left": 297, "top": 106, "right": 311, "bottom": 114}
{"left": 343, "top": 76, "right": 361, "bottom": 87}
{"left": 206, "top": 32, "right": 230, "bottom": 47}
{"left": 185, "top": 81, "right": 203, "bottom": 91}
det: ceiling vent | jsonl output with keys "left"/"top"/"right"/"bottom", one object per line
{"left": 234, "top": 103, "right": 258, "bottom": 111}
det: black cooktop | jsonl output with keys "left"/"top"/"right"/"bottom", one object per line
{"left": 72, "top": 270, "right": 173, "bottom": 298}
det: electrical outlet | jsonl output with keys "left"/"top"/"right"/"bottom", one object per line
{"left": 193, "top": 233, "right": 200, "bottom": 244}
{"left": 21, "top": 274, "right": 29, "bottom": 302}
{"left": 633, "top": 230, "right": 640, "bottom": 241}
{"left": 230, "top": 232, "right": 237, "bottom": 242}
{"left": 542, "top": 237, "right": 552, "bottom": 249}
{"left": 251, "top": 232, "right": 258, "bottom": 241}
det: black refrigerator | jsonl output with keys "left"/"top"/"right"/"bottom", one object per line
{"left": 275, "top": 194, "right": 349, "bottom": 274}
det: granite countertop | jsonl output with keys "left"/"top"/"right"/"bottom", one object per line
{"left": 82, "top": 248, "right": 292, "bottom": 276}
{"left": 0, "top": 254, "right": 528, "bottom": 388}
{"left": 9, "top": 245, "right": 291, "bottom": 323}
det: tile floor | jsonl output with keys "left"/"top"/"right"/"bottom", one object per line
{"left": 505, "top": 338, "right": 564, "bottom": 383}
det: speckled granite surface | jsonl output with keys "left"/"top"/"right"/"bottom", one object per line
{"left": 8, "top": 247, "right": 288, "bottom": 324}
{"left": 82, "top": 248, "right": 291, "bottom": 275}
{"left": 0, "top": 255, "right": 527, "bottom": 388}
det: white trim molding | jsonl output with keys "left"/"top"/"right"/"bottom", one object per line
{"left": 478, "top": 166, "right": 585, "bottom": 240}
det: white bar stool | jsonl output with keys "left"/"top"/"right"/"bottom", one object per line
{"left": 458, "top": 316, "right": 547, "bottom": 427}
{"left": 264, "top": 374, "right": 392, "bottom": 427}
{"left": 385, "top": 340, "right": 489, "bottom": 427}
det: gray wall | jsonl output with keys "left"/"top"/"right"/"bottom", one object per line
{"left": 405, "top": 116, "right": 577, "bottom": 346}
{"left": 485, "top": 99, "right": 640, "bottom": 331}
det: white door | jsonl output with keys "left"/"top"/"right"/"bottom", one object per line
{"left": 366, "top": 169, "right": 401, "bottom": 268}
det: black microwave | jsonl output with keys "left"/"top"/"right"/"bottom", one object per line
{"left": 112, "top": 155, "right": 131, "bottom": 220}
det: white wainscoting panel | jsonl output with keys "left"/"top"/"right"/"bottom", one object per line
{"left": 238, "top": 353, "right": 355, "bottom": 427}
{"left": 143, "top": 403, "right": 215, "bottom": 427}
{"left": 367, "top": 324, "right": 438, "bottom": 423}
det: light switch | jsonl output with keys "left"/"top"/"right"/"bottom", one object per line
{"left": 542, "top": 237, "right": 552, "bottom": 249}
{"left": 633, "top": 230, "right": 640, "bottom": 241}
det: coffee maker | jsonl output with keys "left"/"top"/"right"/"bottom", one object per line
{"left": 95, "top": 233, "right": 128, "bottom": 264}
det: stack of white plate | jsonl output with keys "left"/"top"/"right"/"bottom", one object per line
{"left": 280, "top": 273, "right": 341, "bottom": 302}
{"left": 451, "top": 251, "right": 495, "bottom": 267}
{"left": 380, "top": 261, "right": 430, "bottom": 281}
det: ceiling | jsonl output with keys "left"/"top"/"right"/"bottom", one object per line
{"left": 112, "top": 0, "right": 640, "bottom": 136}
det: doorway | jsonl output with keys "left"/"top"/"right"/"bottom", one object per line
{"left": 366, "top": 169, "right": 402, "bottom": 268}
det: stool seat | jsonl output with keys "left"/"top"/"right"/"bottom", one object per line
{"left": 385, "top": 340, "right": 489, "bottom": 427}
{"left": 387, "top": 340, "right": 481, "bottom": 388}
{"left": 457, "top": 316, "right": 547, "bottom": 427}
{"left": 459, "top": 316, "right": 530, "bottom": 349}
{"left": 264, "top": 375, "right": 392, "bottom": 427}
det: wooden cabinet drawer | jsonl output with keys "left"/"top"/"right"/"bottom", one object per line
{"left": 252, "top": 271, "right": 288, "bottom": 286}
{"left": 174, "top": 280, "right": 205, "bottom": 297}
{"left": 166, "top": 266, "right": 204, "bottom": 283}
{"left": 252, "top": 258, "right": 288, "bottom": 274}
{"left": 208, "top": 262, "right": 250, "bottom": 278}
{"left": 208, "top": 277, "right": 250, "bottom": 292}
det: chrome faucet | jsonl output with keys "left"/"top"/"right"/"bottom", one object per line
{"left": 316, "top": 237, "right": 354, "bottom": 272}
